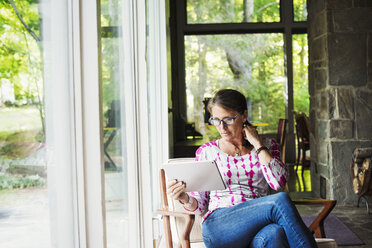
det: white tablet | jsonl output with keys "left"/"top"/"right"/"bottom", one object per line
{"left": 163, "top": 159, "right": 226, "bottom": 192}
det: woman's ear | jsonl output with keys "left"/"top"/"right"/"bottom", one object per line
{"left": 243, "top": 110, "right": 248, "bottom": 123}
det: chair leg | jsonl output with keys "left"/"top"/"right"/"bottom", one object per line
{"left": 163, "top": 215, "right": 173, "bottom": 248}
{"left": 301, "top": 148, "right": 307, "bottom": 191}
{"left": 295, "top": 146, "right": 301, "bottom": 173}
{"left": 179, "top": 215, "right": 195, "bottom": 248}
{"left": 301, "top": 164, "right": 306, "bottom": 192}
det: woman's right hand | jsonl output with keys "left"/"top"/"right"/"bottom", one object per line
{"left": 166, "top": 179, "right": 188, "bottom": 203}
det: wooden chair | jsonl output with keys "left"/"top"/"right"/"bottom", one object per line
{"left": 274, "top": 118, "right": 289, "bottom": 193}
{"left": 157, "top": 159, "right": 337, "bottom": 248}
{"left": 294, "top": 111, "right": 311, "bottom": 190}
{"left": 276, "top": 118, "right": 288, "bottom": 164}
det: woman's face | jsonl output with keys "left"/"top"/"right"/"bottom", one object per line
{"left": 210, "top": 104, "right": 247, "bottom": 142}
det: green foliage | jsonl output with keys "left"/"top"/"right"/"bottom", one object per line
{"left": 100, "top": 0, "right": 122, "bottom": 125}
{"left": 0, "top": 107, "right": 42, "bottom": 159}
{"left": 293, "top": 34, "right": 309, "bottom": 115}
{"left": 0, "top": 0, "right": 42, "bottom": 106}
{"left": 185, "top": 33, "right": 286, "bottom": 134}
{"left": 184, "top": 1, "right": 309, "bottom": 136}
{"left": 186, "top": 0, "right": 280, "bottom": 23}
{"left": 293, "top": 0, "right": 307, "bottom": 21}
{"left": 0, "top": 174, "right": 46, "bottom": 190}
{"left": 0, "top": 130, "right": 40, "bottom": 159}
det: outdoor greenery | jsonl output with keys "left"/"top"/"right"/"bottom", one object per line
{"left": 0, "top": 173, "right": 45, "bottom": 190}
{"left": 0, "top": 0, "right": 44, "bottom": 189}
{"left": 184, "top": 0, "right": 309, "bottom": 135}
{"left": 1, "top": 0, "right": 309, "bottom": 187}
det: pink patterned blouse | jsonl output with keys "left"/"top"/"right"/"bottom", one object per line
{"left": 188, "top": 138, "right": 288, "bottom": 221}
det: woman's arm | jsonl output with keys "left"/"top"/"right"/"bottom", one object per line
{"left": 260, "top": 139, "right": 288, "bottom": 190}
{"left": 243, "top": 126, "right": 288, "bottom": 190}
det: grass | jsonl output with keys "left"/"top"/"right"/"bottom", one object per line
{"left": 0, "top": 107, "right": 43, "bottom": 159}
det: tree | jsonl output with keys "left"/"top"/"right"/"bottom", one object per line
{"left": 0, "top": 0, "right": 44, "bottom": 140}
{"left": 185, "top": 0, "right": 286, "bottom": 134}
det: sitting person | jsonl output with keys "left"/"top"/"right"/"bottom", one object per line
{"left": 167, "top": 89, "right": 317, "bottom": 248}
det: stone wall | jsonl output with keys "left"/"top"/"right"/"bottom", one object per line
{"left": 308, "top": 0, "right": 372, "bottom": 205}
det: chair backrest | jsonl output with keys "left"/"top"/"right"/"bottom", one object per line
{"left": 160, "top": 158, "right": 204, "bottom": 244}
{"left": 276, "top": 119, "right": 288, "bottom": 163}
{"left": 294, "top": 112, "right": 310, "bottom": 144}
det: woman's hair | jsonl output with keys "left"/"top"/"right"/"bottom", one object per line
{"left": 207, "top": 89, "right": 247, "bottom": 115}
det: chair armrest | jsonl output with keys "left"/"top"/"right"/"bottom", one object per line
{"left": 157, "top": 209, "right": 196, "bottom": 218}
{"left": 293, "top": 199, "right": 337, "bottom": 238}
{"left": 157, "top": 209, "right": 196, "bottom": 248}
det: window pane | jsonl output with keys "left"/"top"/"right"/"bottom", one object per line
{"left": 293, "top": 34, "right": 309, "bottom": 115}
{"left": 186, "top": 0, "right": 280, "bottom": 24}
{"left": 101, "top": 0, "right": 129, "bottom": 247}
{"left": 185, "top": 34, "right": 285, "bottom": 139}
{"left": 294, "top": 0, "right": 307, "bottom": 22}
{"left": 0, "top": 1, "right": 51, "bottom": 247}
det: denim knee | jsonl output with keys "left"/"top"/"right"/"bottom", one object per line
{"left": 272, "top": 192, "right": 290, "bottom": 202}
{"left": 250, "top": 224, "right": 289, "bottom": 248}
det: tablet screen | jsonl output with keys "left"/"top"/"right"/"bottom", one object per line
{"left": 163, "top": 159, "right": 226, "bottom": 192}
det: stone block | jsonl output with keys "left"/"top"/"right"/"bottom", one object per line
{"left": 317, "top": 163, "right": 330, "bottom": 178}
{"left": 309, "top": 11, "right": 327, "bottom": 40}
{"left": 310, "top": 136, "right": 318, "bottom": 162}
{"left": 329, "top": 90, "right": 336, "bottom": 119}
{"left": 318, "top": 120, "right": 329, "bottom": 140}
{"left": 319, "top": 90, "right": 329, "bottom": 119}
{"left": 326, "top": 0, "right": 352, "bottom": 10}
{"left": 355, "top": 90, "right": 372, "bottom": 139}
{"left": 309, "top": 64, "right": 315, "bottom": 95}
{"left": 338, "top": 88, "right": 354, "bottom": 119}
{"left": 312, "top": 94, "right": 320, "bottom": 118}
{"left": 311, "top": 36, "right": 327, "bottom": 62}
{"left": 369, "top": 34, "right": 372, "bottom": 62}
{"left": 312, "top": 60, "right": 327, "bottom": 69}
{"left": 368, "top": 63, "right": 372, "bottom": 90}
{"left": 328, "top": 33, "right": 367, "bottom": 86}
{"left": 308, "top": 0, "right": 326, "bottom": 16}
{"left": 311, "top": 172, "right": 321, "bottom": 198}
{"left": 314, "top": 68, "right": 328, "bottom": 90}
{"left": 333, "top": 9, "right": 372, "bottom": 32}
{"left": 317, "top": 140, "right": 329, "bottom": 165}
{"left": 310, "top": 109, "right": 317, "bottom": 135}
{"left": 329, "top": 88, "right": 354, "bottom": 119}
{"left": 330, "top": 120, "right": 353, "bottom": 139}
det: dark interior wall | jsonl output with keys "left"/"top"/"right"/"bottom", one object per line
{"left": 308, "top": 0, "right": 372, "bottom": 205}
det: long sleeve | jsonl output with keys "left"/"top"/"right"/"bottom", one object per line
{"left": 260, "top": 139, "right": 288, "bottom": 190}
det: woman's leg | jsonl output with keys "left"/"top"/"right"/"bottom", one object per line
{"left": 202, "top": 192, "right": 317, "bottom": 248}
{"left": 250, "top": 224, "right": 289, "bottom": 248}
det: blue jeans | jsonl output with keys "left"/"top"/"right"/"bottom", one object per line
{"left": 202, "top": 192, "right": 317, "bottom": 248}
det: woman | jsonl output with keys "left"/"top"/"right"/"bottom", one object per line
{"left": 167, "top": 89, "right": 317, "bottom": 248}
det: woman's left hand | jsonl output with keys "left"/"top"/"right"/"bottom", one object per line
{"left": 242, "top": 124, "right": 263, "bottom": 148}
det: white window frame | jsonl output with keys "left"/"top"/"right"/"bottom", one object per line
{"left": 46, "top": 0, "right": 169, "bottom": 246}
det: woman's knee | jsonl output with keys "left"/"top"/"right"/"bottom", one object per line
{"left": 270, "top": 192, "right": 292, "bottom": 207}
{"left": 272, "top": 192, "right": 289, "bottom": 201}
{"left": 250, "top": 224, "right": 289, "bottom": 248}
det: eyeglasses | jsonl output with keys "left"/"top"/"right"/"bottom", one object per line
{"left": 209, "top": 115, "right": 237, "bottom": 126}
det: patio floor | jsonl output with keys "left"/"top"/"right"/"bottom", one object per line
{"left": 0, "top": 181, "right": 371, "bottom": 247}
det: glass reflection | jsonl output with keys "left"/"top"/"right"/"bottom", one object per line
{"left": 101, "top": 0, "right": 129, "bottom": 247}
